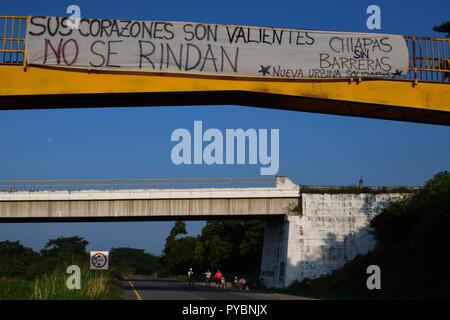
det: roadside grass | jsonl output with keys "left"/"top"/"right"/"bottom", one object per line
{"left": 0, "top": 278, "right": 34, "bottom": 300}
{"left": 0, "top": 265, "right": 122, "bottom": 300}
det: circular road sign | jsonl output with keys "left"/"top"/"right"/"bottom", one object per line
{"left": 90, "top": 251, "right": 109, "bottom": 270}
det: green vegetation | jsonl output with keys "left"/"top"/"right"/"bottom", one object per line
{"left": 433, "top": 21, "right": 450, "bottom": 37}
{"left": 0, "top": 237, "right": 122, "bottom": 300}
{"left": 161, "top": 220, "right": 264, "bottom": 282}
{"left": 31, "top": 264, "right": 121, "bottom": 300}
{"left": 0, "top": 279, "right": 34, "bottom": 300}
{"left": 0, "top": 220, "right": 264, "bottom": 299}
{"left": 276, "top": 171, "right": 450, "bottom": 299}
{"left": 109, "top": 247, "right": 161, "bottom": 275}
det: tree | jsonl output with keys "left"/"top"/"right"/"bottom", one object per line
{"left": 163, "top": 221, "right": 188, "bottom": 261}
{"left": 199, "top": 220, "right": 265, "bottom": 275}
{"left": 0, "top": 240, "right": 39, "bottom": 278}
{"left": 239, "top": 220, "right": 265, "bottom": 273}
{"left": 110, "top": 247, "right": 161, "bottom": 274}
{"left": 433, "top": 21, "right": 450, "bottom": 37}
{"left": 162, "top": 221, "right": 200, "bottom": 274}
{"left": 161, "top": 219, "right": 265, "bottom": 277}
{"left": 40, "top": 236, "right": 89, "bottom": 260}
{"left": 0, "top": 240, "right": 36, "bottom": 256}
{"left": 370, "top": 171, "right": 450, "bottom": 293}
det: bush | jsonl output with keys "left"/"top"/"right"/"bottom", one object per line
{"left": 0, "top": 237, "right": 122, "bottom": 300}
{"left": 369, "top": 171, "right": 450, "bottom": 294}
{"left": 0, "top": 278, "right": 34, "bottom": 300}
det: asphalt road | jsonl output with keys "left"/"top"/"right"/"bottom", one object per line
{"left": 121, "top": 277, "right": 314, "bottom": 300}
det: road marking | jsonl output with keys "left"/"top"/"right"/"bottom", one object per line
{"left": 127, "top": 279, "right": 142, "bottom": 300}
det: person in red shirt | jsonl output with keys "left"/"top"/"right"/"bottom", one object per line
{"left": 213, "top": 269, "right": 223, "bottom": 288}
{"left": 238, "top": 278, "right": 247, "bottom": 290}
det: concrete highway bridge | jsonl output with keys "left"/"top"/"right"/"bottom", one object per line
{"left": 0, "top": 176, "right": 410, "bottom": 288}
{"left": 0, "top": 15, "right": 449, "bottom": 125}
{"left": 0, "top": 177, "right": 298, "bottom": 221}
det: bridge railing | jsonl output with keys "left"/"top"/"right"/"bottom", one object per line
{"left": 0, "top": 16, "right": 27, "bottom": 65}
{"left": 0, "top": 15, "right": 449, "bottom": 82}
{"left": 0, "top": 177, "right": 276, "bottom": 192}
{"left": 398, "top": 36, "right": 450, "bottom": 82}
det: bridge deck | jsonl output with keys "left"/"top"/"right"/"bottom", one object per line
{"left": 0, "top": 177, "right": 300, "bottom": 221}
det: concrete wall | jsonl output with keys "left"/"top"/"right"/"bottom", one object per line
{"left": 260, "top": 193, "right": 405, "bottom": 288}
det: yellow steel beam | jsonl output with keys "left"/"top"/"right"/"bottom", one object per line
{"left": 0, "top": 64, "right": 449, "bottom": 125}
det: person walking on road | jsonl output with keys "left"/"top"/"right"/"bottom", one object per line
{"left": 187, "top": 268, "right": 195, "bottom": 287}
{"left": 237, "top": 277, "right": 247, "bottom": 290}
{"left": 203, "top": 269, "right": 212, "bottom": 287}
{"left": 232, "top": 276, "right": 238, "bottom": 290}
{"left": 212, "top": 269, "right": 223, "bottom": 288}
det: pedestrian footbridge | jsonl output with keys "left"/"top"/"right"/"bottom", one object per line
{"left": 0, "top": 16, "right": 449, "bottom": 125}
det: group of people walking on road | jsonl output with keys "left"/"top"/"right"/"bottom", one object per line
{"left": 187, "top": 267, "right": 248, "bottom": 290}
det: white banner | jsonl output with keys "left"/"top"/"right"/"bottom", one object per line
{"left": 26, "top": 16, "right": 410, "bottom": 79}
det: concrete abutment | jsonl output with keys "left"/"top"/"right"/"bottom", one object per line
{"left": 260, "top": 192, "right": 405, "bottom": 288}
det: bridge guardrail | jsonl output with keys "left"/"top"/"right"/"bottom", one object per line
{"left": 0, "top": 16, "right": 27, "bottom": 66}
{"left": 0, "top": 15, "right": 449, "bottom": 82}
{"left": 0, "top": 177, "right": 276, "bottom": 192}
{"left": 401, "top": 36, "right": 450, "bottom": 82}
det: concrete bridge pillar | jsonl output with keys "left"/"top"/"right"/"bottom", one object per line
{"left": 260, "top": 192, "right": 405, "bottom": 288}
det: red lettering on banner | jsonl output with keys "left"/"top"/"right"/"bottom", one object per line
{"left": 62, "top": 39, "right": 79, "bottom": 65}
{"left": 43, "top": 38, "right": 62, "bottom": 64}
{"left": 43, "top": 38, "right": 79, "bottom": 66}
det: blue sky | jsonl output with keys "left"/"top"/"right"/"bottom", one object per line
{"left": 0, "top": 0, "right": 449, "bottom": 255}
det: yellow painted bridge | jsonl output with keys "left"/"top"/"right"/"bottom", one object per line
{"left": 1, "top": 16, "right": 449, "bottom": 125}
